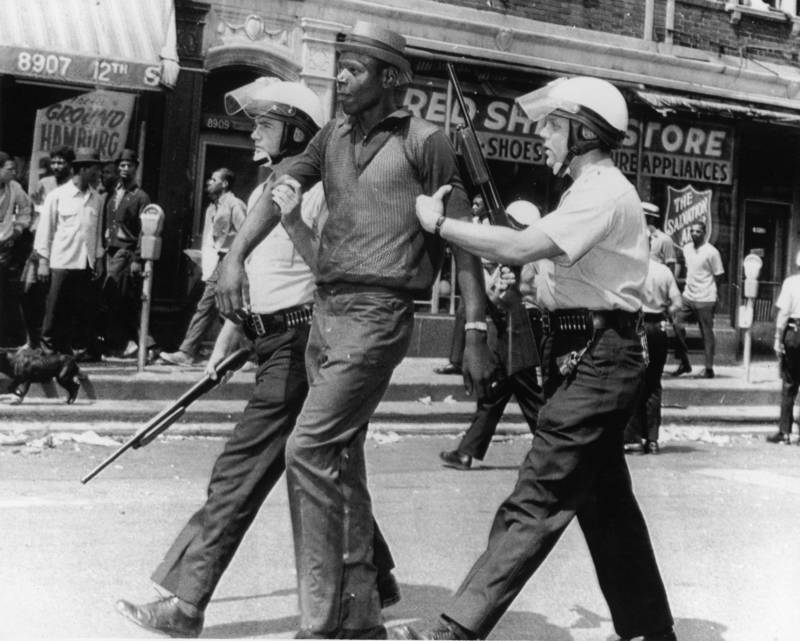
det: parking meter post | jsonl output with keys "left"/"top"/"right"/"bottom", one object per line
{"left": 741, "top": 252, "right": 763, "bottom": 383}
{"left": 138, "top": 205, "right": 165, "bottom": 372}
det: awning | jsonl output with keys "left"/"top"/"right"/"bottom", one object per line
{"left": 0, "top": 0, "right": 179, "bottom": 92}
{"left": 634, "top": 89, "right": 800, "bottom": 126}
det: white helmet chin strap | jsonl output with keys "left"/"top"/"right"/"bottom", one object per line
{"left": 253, "top": 149, "right": 273, "bottom": 167}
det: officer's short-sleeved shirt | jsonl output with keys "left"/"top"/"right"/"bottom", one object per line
{"left": 641, "top": 259, "right": 681, "bottom": 315}
{"left": 682, "top": 241, "right": 724, "bottom": 303}
{"left": 534, "top": 159, "right": 648, "bottom": 312}
{"left": 650, "top": 229, "right": 676, "bottom": 266}
{"left": 776, "top": 274, "right": 800, "bottom": 318}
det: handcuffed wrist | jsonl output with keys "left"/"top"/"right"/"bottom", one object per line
{"left": 434, "top": 215, "right": 446, "bottom": 236}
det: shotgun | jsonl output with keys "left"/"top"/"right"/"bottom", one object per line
{"left": 446, "top": 63, "right": 539, "bottom": 375}
{"left": 80, "top": 347, "right": 252, "bottom": 484}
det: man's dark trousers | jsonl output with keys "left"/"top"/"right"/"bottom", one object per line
{"left": 672, "top": 299, "right": 716, "bottom": 370}
{"left": 625, "top": 319, "right": 668, "bottom": 443}
{"left": 152, "top": 324, "right": 396, "bottom": 609}
{"left": 102, "top": 247, "right": 140, "bottom": 352}
{"left": 778, "top": 322, "right": 800, "bottom": 436}
{"left": 443, "top": 326, "right": 674, "bottom": 640}
{"left": 41, "top": 267, "right": 101, "bottom": 356}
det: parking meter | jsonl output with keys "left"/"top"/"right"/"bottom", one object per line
{"left": 741, "top": 251, "right": 763, "bottom": 382}
{"left": 138, "top": 204, "right": 165, "bottom": 370}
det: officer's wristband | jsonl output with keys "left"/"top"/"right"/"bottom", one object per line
{"left": 465, "top": 321, "right": 488, "bottom": 333}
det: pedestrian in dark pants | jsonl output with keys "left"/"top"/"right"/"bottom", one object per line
{"left": 101, "top": 148, "right": 150, "bottom": 357}
{"left": 440, "top": 202, "right": 545, "bottom": 471}
{"left": 404, "top": 75, "right": 676, "bottom": 641}
{"left": 116, "top": 80, "right": 399, "bottom": 639}
{"left": 0, "top": 152, "right": 32, "bottom": 347}
{"left": 671, "top": 221, "right": 724, "bottom": 379}
{"left": 33, "top": 147, "right": 104, "bottom": 360}
{"left": 22, "top": 146, "right": 74, "bottom": 349}
{"left": 624, "top": 257, "right": 682, "bottom": 454}
{"left": 216, "top": 22, "right": 492, "bottom": 639}
{"left": 160, "top": 169, "right": 247, "bottom": 367}
{"left": 768, "top": 252, "right": 800, "bottom": 445}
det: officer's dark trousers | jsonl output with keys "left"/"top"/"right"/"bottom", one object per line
{"left": 459, "top": 366, "right": 542, "bottom": 460}
{"left": 102, "top": 247, "right": 140, "bottom": 352}
{"left": 151, "top": 323, "right": 396, "bottom": 610}
{"left": 625, "top": 320, "right": 668, "bottom": 444}
{"left": 778, "top": 322, "right": 800, "bottom": 436}
{"left": 443, "top": 326, "right": 673, "bottom": 640}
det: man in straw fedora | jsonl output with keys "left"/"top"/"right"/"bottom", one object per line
{"left": 217, "top": 19, "right": 493, "bottom": 639}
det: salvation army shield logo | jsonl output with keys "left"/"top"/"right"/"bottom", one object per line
{"left": 663, "top": 185, "right": 713, "bottom": 248}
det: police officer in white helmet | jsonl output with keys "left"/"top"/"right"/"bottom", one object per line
{"left": 116, "top": 78, "right": 399, "bottom": 638}
{"left": 404, "top": 76, "right": 676, "bottom": 641}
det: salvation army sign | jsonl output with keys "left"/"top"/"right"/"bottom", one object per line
{"left": 664, "top": 185, "right": 713, "bottom": 247}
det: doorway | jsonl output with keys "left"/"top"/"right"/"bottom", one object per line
{"left": 742, "top": 199, "right": 790, "bottom": 321}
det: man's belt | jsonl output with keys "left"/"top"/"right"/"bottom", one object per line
{"left": 643, "top": 312, "right": 666, "bottom": 323}
{"left": 541, "top": 308, "right": 641, "bottom": 335}
{"left": 242, "top": 304, "right": 313, "bottom": 340}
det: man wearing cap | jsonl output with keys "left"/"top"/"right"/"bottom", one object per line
{"left": 643, "top": 202, "right": 678, "bottom": 277}
{"left": 216, "top": 20, "right": 492, "bottom": 639}
{"left": 101, "top": 148, "right": 151, "bottom": 357}
{"left": 34, "top": 147, "right": 105, "bottom": 359}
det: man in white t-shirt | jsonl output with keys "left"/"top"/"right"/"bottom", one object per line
{"left": 671, "top": 221, "right": 724, "bottom": 378}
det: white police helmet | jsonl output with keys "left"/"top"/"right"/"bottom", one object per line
{"left": 516, "top": 76, "right": 628, "bottom": 174}
{"left": 506, "top": 200, "right": 541, "bottom": 229}
{"left": 225, "top": 78, "right": 324, "bottom": 162}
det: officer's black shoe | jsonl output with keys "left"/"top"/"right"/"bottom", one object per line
{"left": 378, "top": 571, "right": 401, "bottom": 608}
{"left": 699, "top": 368, "right": 715, "bottom": 379}
{"left": 618, "top": 626, "right": 678, "bottom": 641}
{"left": 624, "top": 441, "right": 644, "bottom": 454}
{"left": 434, "top": 363, "right": 461, "bottom": 375}
{"left": 439, "top": 450, "right": 472, "bottom": 471}
{"left": 116, "top": 596, "right": 203, "bottom": 638}
{"left": 645, "top": 440, "right": 660, "bottom": 455}
{"left": 670, "top": 363, "right": 691, "bottom": 377}
{"left": 390, "top": 619, "right": 475, "bottom": 640}
{"left": 766, "top": 431, "right": 791, "bottom": 444}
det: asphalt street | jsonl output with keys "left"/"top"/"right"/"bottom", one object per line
{"left": 1, "top": 429, "right": 799, "bottom": 640}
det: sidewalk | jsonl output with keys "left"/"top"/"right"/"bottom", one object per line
{"left": 0, "top": 356, "right": 787, "bottom": 437}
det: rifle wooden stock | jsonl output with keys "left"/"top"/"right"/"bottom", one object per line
{"left": 80, "top": 347, "right": 252, "bottom": 484}
{"left": 447, "top": 63, "right": 539, "bottom": 376}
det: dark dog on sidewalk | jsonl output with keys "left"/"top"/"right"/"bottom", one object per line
{"left": 0, "top": 348, "right": 95, "bottom": 404}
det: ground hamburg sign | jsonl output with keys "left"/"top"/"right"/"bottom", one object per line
{"left": 664, "top": 185, "right": 713, "bottom": 248}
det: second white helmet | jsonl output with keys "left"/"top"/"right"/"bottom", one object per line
{"left": 516, "top": 76, "right": 628, "bottom": 150}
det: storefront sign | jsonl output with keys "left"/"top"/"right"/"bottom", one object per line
{"left": 403, "top": 84, "right": 545, "bottom": 165}
{"left": 612, "top": 118, "right": 734, "bottom": 185}
{"left": 664, "top": 184, "right": 713, "bottom": 247}
{"left": 28, "top": 90, "right": 135, "bottom": 196}
{"left": 0, "top": 46, "right": 162, "bottom": 91}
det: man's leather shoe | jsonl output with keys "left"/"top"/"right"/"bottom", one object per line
{"left": 434, "top": 363, "right": 461, "bottom": 375}
{"left": 116, "top": 596, "right": 203, "bottom": 638}
{"left": 390, "top": 619, "right": 474, "bottom": 640}
{"left": 645, "top": 440, "right": 660, "bottom": 454}
{"left": 699, "top": 368, "right": 715, "bottom": 379}
{"left": 618, "top": 626, "right": 677, "bottom": 641}
{"left": 766, "top": 431, "right": 791, "bottom": 444}
{"left": 624, "top": 441, "right": 644, "bottom": 454}
{"left": 670, "top": 363, "right": 691, "bottom": 377}
{"left": 439, "top": 449, "right": 472, "bottom": 470}
{"left": 378, "top": 571, "right": 401, "bottom": 608}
